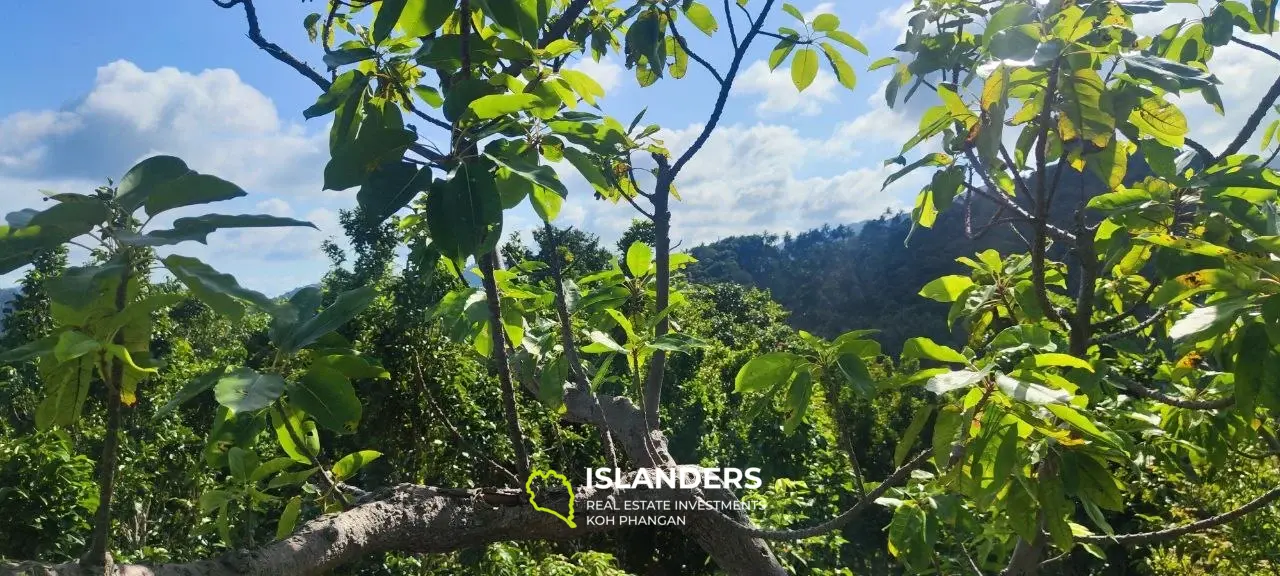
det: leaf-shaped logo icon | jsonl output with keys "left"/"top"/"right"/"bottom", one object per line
{"left": 526, "top": 469, "right": 576, "bottom": 528}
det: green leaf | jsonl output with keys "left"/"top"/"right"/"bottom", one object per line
{"left": 271, "top": 405, "right": 319, "bottom": 465}
{"left": 400, "top": 0, "right": 455, "bottom": 37}
{"left": 250, "top": 457, "right": 298, "bottom": 484}
{"left": 323, "top": 47, "right": 378, "bottom": 70}
{"left": 199, "top": 490, "right": 234, "bottom": 514}
{"left": 53, "top": 331, "right": 101, "bottom": 362}
{"left": 812, "top": 13, "right": 839, "bottom": 32}
{"left": 735, "top": 352, "right": 800, "bottom": 393}
{"left": 901, "top": 337, "right": 968, "bottom": 364}
{"left": 791, "top": 48, "right": 819, "bottom": 91}
{"left": 995, "top": 373, "right": 1071, "bottom": 405}
{"left": 34, "top": 357, "right": 93, "bottom": 430}
{"left": 887, "top": 502, "right": 932, "bottom": 570}
{"left": 215, "top": 367, "right": 286, "bottom": 414}
{"left": 357, "top": 161, "right": 433, "bottom": 223}
{"left": 162, "top": 255, "right": 280, "bottom": 322}
{"left": 276, "top": 286, "right": 377, "bottom": 354}
{"left": 530, "top": 185, "right": 563, "bottom": 222}
{"left": 142, "top": 172, "right": 249, "bottom": 219}
{"left": 305, "top": 71, "right": 369, "bottom": 120}
{"left": 469, "top": 93, "right": 542, "bottom": 119}
{"left": 836, "top": 353, "right": 874, "bottom": 395}
{"left": 582, "top": 330, "right": 625, "bottom": 354}
{"left": 276, "top": 496, "right": 302, "bottom": 540}
{"left": 783, "top": 368, "right": 813, "bottom": 434}
{"left": 1169, "top": 300, "right": 1248, "bottom": 341}
{"left": 485, "top": 140, "right": 569, "bottom": 198}
{"left": 919, "top": 275, "right": 974, "bottom": 302}
{"left": 895, "top": 404, "right": 934, "bottom": 467}
{"left": 485, "top": 0, "right": 548, "bottom": 44}
{"left": 826, "top": 30, "right": 868, "bottom": 55}
{"left": 683, "top": 2, "right": 718, "bottom": 35}
{"left": 820, "top": 42, "right": 857, "bottom": 90}
{"left": 926, "top": 369, "right": 986, "bottom": 395}
{"left": 932, "top": 404, "right": 963, "bottom": 470}
{"left": 372, "top": 0, "right": 408, "bottom": 43}
{"left": 332, "top": 450, "right": 382, "bottom": 481}
{"left": 228, "top": 447, "right": 257, "bottom": 483}
{"left": 268, "top": 467, "right": 318, "bottom": 489}
{"left": 1129, "top": 97, "right": 1188, "bottom": 148}
{"left": 0, "top": 335, "right": 57, "bottom": 364}
{"left": 984, "top": 3, "right": 1035, "bottom": 47}
{"left": 646, "top": 332, "right": 709, "bottom": 353}
{"left": 288, "top": 365, "right": 362, "bottom": 434}
{"left": 1122, "top": 53, "right": 1220, "bottom": 92}
{"left": 425, "top": 162, "right": 503, "bottom": 265}
{"left": 781, "top": 3, "right": 805, "bottom": 22}
{"left": 989, "top": 24, "right": 1040, "bottom": 61}
{"left": 768, "top": 38, "right": 798, "bottom": 70}
{"left": 123, "top": 214, "right": 316, "bottom": 247}
{"left": 626, "top": 241, "right": 653, "bottom": 276}
{"left": 116, "top": 155, "right": 198, "bottom": 212}
{"left": 1025, "top": 353, "right": 1094, "bottom": 372}
{"left": 1234, "top": 321, "right": 1269, "bottom": 416}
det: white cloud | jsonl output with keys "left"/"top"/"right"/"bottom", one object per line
{"left": 0, "top": 60, "right": 342, "bottom": 294}
{"left": 805, "top": 2, "right": 837, "bottom": 21}
{"left": 553, "top": 122, "right": 913, "bottom": 247}
{"left": 734, "top": 60, "right": 839, "bottom": 116}
{"left": 569, "top": 56, "right": 624, "bottom": 94}
{"left": 0, "top": 60, "right": 328, "bottom": 198}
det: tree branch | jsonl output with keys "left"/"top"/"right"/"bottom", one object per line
{"left": 478, "top": 252, "right": 532, "bottom": 479}
{"left": 1090, "top": 306, "right": 1167, "bottom": 345}
{"left": 1080, "top": 483, "right": 1280, "bottom": 545}
{"left": 669, "top": 0, "right": 776, "bottom": 180}
{"left": 666, "top": 16, "right": 725, "bottom": 84}
{"left": 1111, "top": 372, "right": 1234, "bottom": 410}
{"left": 211, "top": 0, "right": 332, "bottom": 91}
{"left": 1213, "top": 71, "right": 1280, "bottom": 164}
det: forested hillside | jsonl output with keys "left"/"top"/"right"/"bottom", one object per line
{"left": 689, "top": 158, "right": 1149, "bottom": 354}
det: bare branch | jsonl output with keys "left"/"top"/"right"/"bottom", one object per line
{"left": 478, "top": 252, "right": 532, "bottom": 478}
{"left": 1112, "top": 372, "right": 1234, "bottom": 411}
{"left": 411, "top": 352, "right": 522, "bottom": 485}
{"left": 211, "top": 0, "right": 332, "bottom": 91}
{"left": 1091, "top": 306, "right": 1168, "bottom": 345}
{"left": 1232, "top": 35, "right": 1280, "bottom": 63}
{"left": 962, "top": 155, "right": 1077, "bottom": 245}
{"left": 669, "top": 0, "right": 777, "bottom": 180}
{"left": 1081, "top": 483, "right": 1280, "bottom": 545}
{"left": 666, "top": 17, "right": 725, "bottom": 85}
{"left": 1213, "top": 70, "right": 1280, "bottom": 163}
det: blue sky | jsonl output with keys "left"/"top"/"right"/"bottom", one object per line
{"left": 0, "top": 0, "right": 1273, "bottom": 295}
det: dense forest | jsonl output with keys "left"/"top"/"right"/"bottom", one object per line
{"left": 5, "top": 0, "right": 1280, "bottom": 575}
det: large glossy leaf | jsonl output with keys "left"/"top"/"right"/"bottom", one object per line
{"left": 215, "top": 367, "right": 286, "bottom": 414}
{"left": 995, "top": 373, "right": 1071, "bottom": 405}
{"left": 288, "top": 365, "right": 362, "bottom": 434}
{"left": 626, "top": 241, "right": 652, "bottom": 276}
{"left": 901, "top": 337, "right": 968, "bottom": 364}
{"left": 426, "top": 162, "right": 504, "bottom": 264}
{"left": 735, "top": 352, "right": 800, "bottom": 393}
{"left": 372, "top": 0, "right": 408, "bottom": 42}
{"left": 34, "top": 357, "right": 94, "bottom": 430}
{"left": 324, "top": 99, "right": 418, "bottom": 191}
{"left": 162, "top": 255, "right": 281, "bottom": 321}
{"left": 791, "top": 48, "right": 819, "bottom": 91}
{"left": 332, "top": 450, "right": 382, "bottom": 481}
{"left": 400, "top": 0, "right": 455, "bottom": 36}
{"left": 114, "top": 155, "right": 250, "bottom": 218}
{"left": 1122, "top": 53, "right": 1220, "bottom": 92}
{"left": 271, "top": 404, "right": 320, "bottom": 464}
{"left": 358, "top": 162, "right": 432, "bottom": 223}
{"left": 155, "top": 366, "right": 228, "bottom": 418}
{"left": 275, "top": 286, "right": 377, "bottom": 354}
{"left": 122, "top": 214, "right": 316, "bottom": 247}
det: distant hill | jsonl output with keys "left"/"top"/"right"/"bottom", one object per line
{"left": 688, "top": 160, "right": 1147, "bottom": 354}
